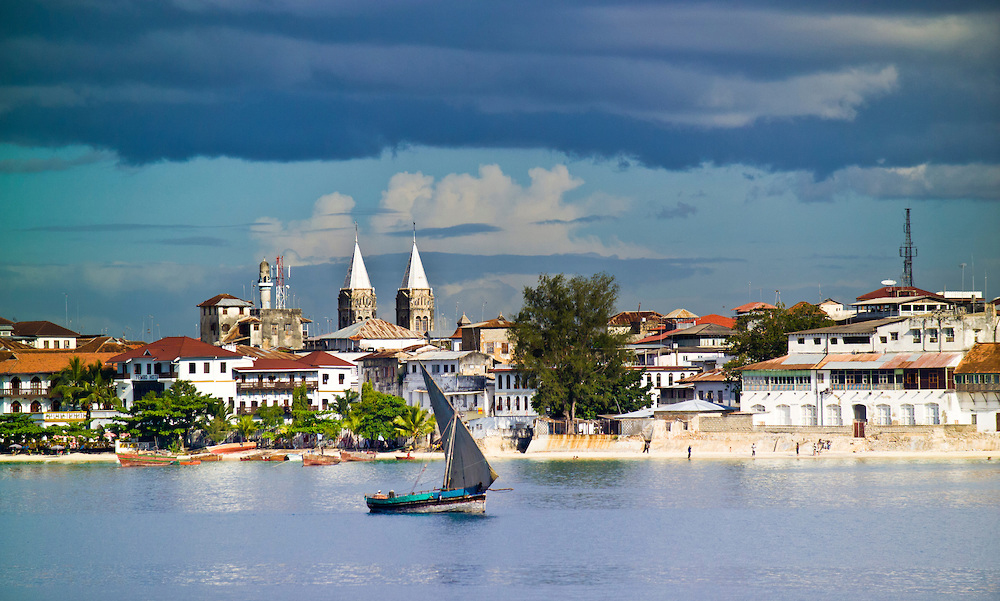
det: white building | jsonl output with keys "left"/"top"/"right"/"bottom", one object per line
{"left": 490, "top": 365, "right": 538, "bottom": 417}
{"left": 10, "top": 321, "right": 79, "bottom": 350}
{"left": 740, "top": 312, "right": 999, "bottom": 429}
{"left": 108, "top": 337, "right": 253, "bottom": 409}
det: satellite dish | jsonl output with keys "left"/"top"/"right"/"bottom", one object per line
{"left": 881, "top": 279, "right": 897, "bottom": 286}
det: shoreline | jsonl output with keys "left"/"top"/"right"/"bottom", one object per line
{"left": 0, "top": 448, "right": 995, "bottom": 463}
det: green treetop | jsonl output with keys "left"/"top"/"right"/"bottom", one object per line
{"left": 510, "top": 272, "right": 649, "bottom": 420}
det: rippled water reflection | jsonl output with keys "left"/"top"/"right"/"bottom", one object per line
{"left": 1, "top": 457, "right": 997, "bottom": 600}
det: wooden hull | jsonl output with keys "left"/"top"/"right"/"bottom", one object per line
{"left": 340, "top": 451, "right": 376, "bottom": 462}
{"left": 117, "top": 452, "right": 179, "bottom": 467}
{"left": 366, "top": 489, "right": 486, "bottom": 514}
{"left": 206, "top": 442, "right": 257, "bottom": 454}
{"left": 302, "top": 453, "right": 340, "bottom": 466}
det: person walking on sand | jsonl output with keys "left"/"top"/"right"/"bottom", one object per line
{"left": 796, "top": 442, "right": 799, "bottom": 456}
{"left": 687, "top": 445, "right": 692, "bottom": 460}
{"left": 751, "top": 443, "right": 756, "bottom": 458}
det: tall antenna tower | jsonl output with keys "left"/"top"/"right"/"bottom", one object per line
{"left": 274, "top": 255, "right": 287, "bottom": 309}
{"left": 899, "top": 208, "right": 917, "bottom": 287}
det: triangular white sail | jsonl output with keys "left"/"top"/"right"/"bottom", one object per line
{"left": 420, "top": 364, "right": 497, "bottom": 492}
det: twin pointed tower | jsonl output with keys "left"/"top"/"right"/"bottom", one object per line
{"left": 337, "top": 230, "right": 435, "bottom": 336}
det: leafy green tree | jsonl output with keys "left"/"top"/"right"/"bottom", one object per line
{"left": 51, "top": 356, "right": 88, "bottom": 410}
{"left": 111, "top": 380, "right": 220, "bottom": 450}
{"left": 0, "top": 414, "right": 47, "bottom": 449}
{"left": 723, "top": 303, "right": 835, "bottom": 392}
{"left": 511, "top": 273, "right": 649, "bottom": 420}
{"left": 255, "top": 403, "right": 287, "bottom": 446}
{"left": 392, "top": 404, "right": 435, "bottom": 449}
{"left": 287, "top": 385, "right": 341, "bottom": 442}
{"left": 350, "top": 382, "right": 407, "bottom": 444}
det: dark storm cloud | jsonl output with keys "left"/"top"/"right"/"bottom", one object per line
{"left": 533, "top": 215, "right": 613, "bottom": 226}
{"left": 0, "top": 1, "right": 996, "bottom": 174}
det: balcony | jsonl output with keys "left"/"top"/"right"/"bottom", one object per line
{"left": 2, "top": 386, "right": 52, "bottom": 398}
{"left": 237, "top": 381, "right": 317, "bottom": 392}
{"left": 956, "top": 383, "right": 1000, "bottom": 393}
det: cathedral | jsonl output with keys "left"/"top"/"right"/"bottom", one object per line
{"left": 337, "top": 233, "right": 435, "bottom": 336}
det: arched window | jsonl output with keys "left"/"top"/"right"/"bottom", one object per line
{"left": 30, "top": 401, "right": 41, "bottom": 413}
{"left": 751, "top": 404, "right": 765, "bottom": 413}
{"left": 515, "top": 396, "right": 520, "bottom": 411}
{"left": 656, "top": 374, "right": 661, "bottom": 387}
{"left": 11, "top": 377, "right": 21, "bottom": 394}
{"left": 11, "top": 401, "right": 21, "bottom": 413}
{"left": 506, "top": 397, "right": 511, "bottom": 411}
{"left": 875, "top": 404, "right": 891, "bottom": 425}
{"left": 900, "top": 404, "right": 915, "bottom": 425}
{"left": 826, "top": 404, "right": 843, "bottom": 426}
{"left": 30, "top": 376, "right": 42, "bottom": 393}
{"left": 668, "top": 374, "right": 674, "bottom": 385}
{"left": 50, "top": 400, "right": 60, "bottom": 411}
{"left": 801, "top": 404, "right": 817, "bottom": 426}
{"left": 925, "top": 403, "right": 940, "bottom": 425}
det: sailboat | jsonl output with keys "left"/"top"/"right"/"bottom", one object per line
{"left": 365, "top": 364, "right": 498, "bottom": 513}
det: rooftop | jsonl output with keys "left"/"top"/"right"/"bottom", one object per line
{"left": 12, "top": 321, "right": 80, "bottom": 338}
{"left": 108, "top": 336, "right": 243, "bottom": 363}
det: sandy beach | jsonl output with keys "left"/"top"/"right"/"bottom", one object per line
{"left": 1, "top": 447, "right": 996, "bottom": 463}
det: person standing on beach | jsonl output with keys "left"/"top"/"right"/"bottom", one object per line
{"left": 751, "top": 443, "right": 756, "bottom": 458}
{"left": 687, "top": 445, "right": 692, "bottom": 459}
{"left": 796, "top": 442, "right": 799, "bottom": 456}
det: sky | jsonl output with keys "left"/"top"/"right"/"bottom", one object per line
{"left": 1, "top": 0, "right": 998, "bottom": 340}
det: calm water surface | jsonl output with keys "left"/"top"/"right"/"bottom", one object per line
{"left": 1, "top": 457, "right": 998, "bottom": 600}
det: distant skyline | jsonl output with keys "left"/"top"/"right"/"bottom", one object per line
{"left": 1, "top": 1, "right": 998, "bottom": 339}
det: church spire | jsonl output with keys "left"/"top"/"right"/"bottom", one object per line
{"left": 400, "top": 229, "right": 430, "bottom": 290}
{"left": 344, "top": 232, "right": 373, "bottom": 290}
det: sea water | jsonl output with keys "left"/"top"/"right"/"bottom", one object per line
{"left": 0, "top": 457, "right": 997, "bottom": 600}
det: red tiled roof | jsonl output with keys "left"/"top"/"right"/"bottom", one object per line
{"left": 12, "top": 321, "right": 80, "bottom": 338}
{"left": 682, "top": 314, "right": 736, "bottom": 328}
{"left": 732, "top": 302, "right": 776, "bottom": 314}
{"left": 678, "top": 368, "right": 727, "bottom": 383}
{"left": 0, "top": 316, "right": 14, "bottom": 326}
{"left": 855, "top": 286, "right": 944, "bottom": 301}
{"left": 235, "top": 358, "right": 313, "bottom": 372}
{"left": 0, "top": 351, "right": 119, "bottom": 376}
{"left": 297, "top": 351, "right": 354, "bottom": 367}
{"left": 108, "top": 336, "right": 242, "bottom": 363}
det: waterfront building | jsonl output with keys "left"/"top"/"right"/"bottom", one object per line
{"left": 0, "top": 350, "right": 120, "bottom": 415}
{"left": 108, "top": 336, "right": 252, "bottom": 409}
{"left": 954, "top": 342, "right": 1000, "bottom": 432}
{"left": 676, "top": 368, "right": 739, "bottom": 405}
{"left": 231, "top": 353, "right": 353, "bottom": 414}
{"left": 358, "top": 345, "right": 428, "bottom": 397}
{"left": 198, "top": 294, "right": 254, "bottom": 345}
{"left": 0, "top": 316, "right": 13, "bottom": 338}
{"left": 490, "top": 364, "right": 538, "bottom": 417}
{"left": 631, "top": 365, "right": 704, "bottom": 405}
{"left": 630, "top": 323, "right": 733, "bottom": 372}
{"left": 739, "top": 311, "right": 999, "bottom": 430}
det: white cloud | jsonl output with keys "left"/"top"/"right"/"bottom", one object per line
{"left": 253, "top": 164, "right": 652, "bottom": 265}
{"left": 251, "top": 192, "right": 357, "bottom": 264}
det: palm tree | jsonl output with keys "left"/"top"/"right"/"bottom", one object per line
{"left": 392, "top": 405, "right": 435, "bottom": 450}
{"left": 80, "top": 363, "right": 116, "bottom": 413}
{"left": 234, "top": 415, "right": 258, "bottom": 443}
{"left": 51, "top": 356, "right": 88, "bottom": 410}
{"left": 341, "top": 412, "right": 363, "bottom": 449}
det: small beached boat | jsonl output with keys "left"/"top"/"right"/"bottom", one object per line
{"left": 395, "top": 453, "right": 416, "bottom": 461}
{"left": 302, "top": 453, "right": 341, "bottom": 466}
{"left": 206, "top": 442, "right": 257, "bottom": 454}
{"left": 366, "top": 365, "right": 498, "bottom": 514}
{"left": 116, "top": 452, "right": 179, "bottom": 467}
{"left": 340, "top": 451, "right": 377, "bottom": 462}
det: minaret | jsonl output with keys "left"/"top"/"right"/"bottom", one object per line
{"left": 396, "top": 226, "right": 435, "bottom": 335}
{"left": 258, "top": 258, "right": 272, "bottom": 310}
{"left": 338, "top": 230, "right": 377, "bottom": 329}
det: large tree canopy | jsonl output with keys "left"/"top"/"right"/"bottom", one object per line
{"left": 111, "top": 380, "right": 221, "bottom": 450}
{"left": 511, "top": 273, "right": 648, "bottom": 420}
{"left": 349, "top": 383, "right": 408, "bottom": 444}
